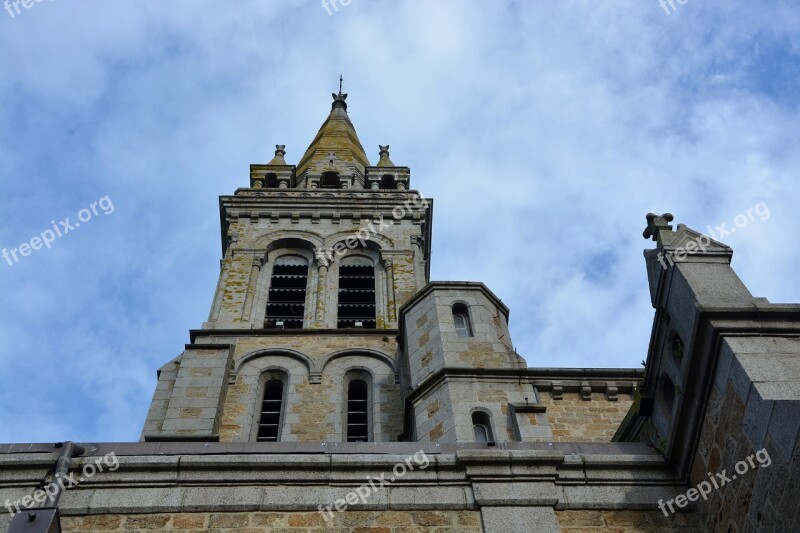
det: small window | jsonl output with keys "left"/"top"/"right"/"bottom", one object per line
{"left": 346, "top": 379, "right": 370, "bottom": 442}
{"left": 257, "top": 378, "right": 285, "bottom": 442}
{"left": 452, "top": 303, "right": 473, "bottom": 338}
{"left": 321, "top": 172, "right": 340, "bottom": 188}
{"left": 472, "top": 411, "right": 494, "bottom": 443}
{"left": 266, "top": 173, "right": 279, "bottom": 188}
{"left": 380, "top": 174, "right": 396, "bottom": 189}
{"left": 671, "top": 331, "right": 685, "bottom": 364}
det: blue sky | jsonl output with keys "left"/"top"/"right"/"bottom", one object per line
{"left": 1, "top": 0, "right": 799, "bottom": 443}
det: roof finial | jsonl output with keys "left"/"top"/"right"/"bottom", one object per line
{"left": 331, "top": 75, "right": 348, "bottom": 110}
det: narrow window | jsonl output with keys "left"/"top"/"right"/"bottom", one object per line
{"left": 346, "top": 379, "right": 370, "bottom": 442}
{"left": 671, "top": 331, "right": 685, "bottom": 365}
{"left": 321, "top": 171, "right": 340, "bottom": 188}
{"left": 265, "top": 256, "right": 308, "bottom": 329}
{"left": 452, "top": 303, "right": 473, "bottom": 338}
{"left": 257, "top": 378, "right": 284, "bottom": 442}
{"left": 472, "top": 411, "right": 494, "bottom": 443}
{"left": 266, "top": 173, "right": 279, "bottom": 188}
{"left": 337, "top": 257, "right": 376, "bottom": 328}
{"left": 380, "top": 174, "right": 396, "bottom": 189}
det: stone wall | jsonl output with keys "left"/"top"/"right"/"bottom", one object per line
{"left": 556, "top": 510, "right": 702, "bottom": 531}
{"left": 539, "top": 392, "right": 634, "bottom": 442}
{"left": 210, "top": 190, "right": 430, "bottom": 331}
{"left": 219, "top": 334, "right": 402, "bottom": 442}
{"left": 59, "top": 511, "right": 482, "bottom": 532}
{"left": 689, "top": 337, "right": 800, "bottom": 531}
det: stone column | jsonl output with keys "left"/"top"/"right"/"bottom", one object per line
{"left": 241, "top": 256, "right": 263, "bottom": 323}
{"left": 315, "top": 263, "right": 329, "bottom": 326}
{"left": 411, "top": 236, "right": 426, "bottom": 290}
{"left": 385, "top": 259, "right": 397, "bottom": 325}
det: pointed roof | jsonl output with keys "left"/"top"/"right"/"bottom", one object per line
{"left": 376, "top": 145, "right": 396, "bottom": 167}
{"left": 266, "top": 145, "right": 288, "bottom": 166}
{"left": 296, "top": 89, "right": 371, "bottom": 177}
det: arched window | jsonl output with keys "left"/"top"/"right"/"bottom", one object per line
{"left": 452, "top": 303, "right": 473, "bottom": 338}
{"left": 257, "top": 375, "right": 286, "bottom": 442}
{"left": 337, "top": 256, "right": 376, "bottom": 328}
{"left": 472, "top": 411, "right": 494, "bottom": 444}
{"left": 380, "top": 174, "right": 396, "bottom": 189}
{"left": 346, "top": 379, "right": 370, "bottom": 442}
{"left": 265, "top": 255, "right": 309, "bottom": 329}
{"left": 321, "top": 171, "right": 340, "bottom": 188}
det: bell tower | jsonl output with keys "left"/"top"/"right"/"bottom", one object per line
{"left": 141, "top": 86, "right": 432, "bottom": 443}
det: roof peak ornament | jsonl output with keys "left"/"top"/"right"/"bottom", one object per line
{"left": 643, "top": 212, "right": 674, "bottom": 241}
{"left": 332, "top": 74, "right": 348, "bottom": 110}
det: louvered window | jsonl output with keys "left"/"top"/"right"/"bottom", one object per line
{"left": 265, "top": 256, "right": 308, "bottom": 329}
{"left": 337, "top": 257, "right": 376, "bottom": 328}
{"left": 257, "top": 378, "right": 284, "bottom": 442}
{"left": 346, "top": 379, "right": 370, "bottom": 442}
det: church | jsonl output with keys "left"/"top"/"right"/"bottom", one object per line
{"left": 2, "top": 87, "right": 799, "bottom": 532}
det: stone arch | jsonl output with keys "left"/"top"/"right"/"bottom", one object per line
{"left": 253, "top": 232, "right": 324, "bottom": 253}
{"left": 323, "top": 230, "right": 394, "bottom": 250}
{"left": 320, "top": 348, "right": 396, "bottom": 376}
{"left": 231, "top": 350, "right": 315, "bottom": 443}
{"left": 235, "top": 348, "right": 315, "bottom": 376}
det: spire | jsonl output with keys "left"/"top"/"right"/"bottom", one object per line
{"left": 296, "top": 79, "right": 370, "bottom": 179}
{"left": 267, "top": 145, "right": 287, "bottom": 165}
{"left": 376, "top": 145, "right": 395, "bottom": 167}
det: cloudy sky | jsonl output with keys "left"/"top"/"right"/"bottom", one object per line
{"left": 1, "top": 0, "right": 798, "bottom": 443}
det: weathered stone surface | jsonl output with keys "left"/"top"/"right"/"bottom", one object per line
{"left": 481, "top": 506, "right": 559, "bottom": 532}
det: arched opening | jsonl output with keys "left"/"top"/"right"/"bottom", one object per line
{"left": 265, "top": 255, "right": 309, "bottom": 329}
{"left": 337, "top": 256, "right": 376, "bottom": 328}
{"left": 321, "top": 171, "right": 340, "bottom": 188}
{"left": 266, "top": 173, "right": 279, "bottom": 188}
{"left": 380, "top": 174, "right": 396, "bottom": 189}
{"left": 257, "top": 374, "right": 287, "bottom": 442}
{"left": 452, "top": 303, "right": 473, "bottom": 338}
{"left": 472, "top": 411, "right": 494, "bottom": 444}
{"left": 346, "top": 379, "right": 370, "bottom": 442}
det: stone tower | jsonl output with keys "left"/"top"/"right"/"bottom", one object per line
{"left": 140, "top": 88, "right": 631, "bottom": 449}
{"left": 141, "top": 88, "right": 433, "bottom": 443}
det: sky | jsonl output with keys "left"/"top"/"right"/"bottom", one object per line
{"left": 1, "top": 0, "right": 799, "bottom": 444}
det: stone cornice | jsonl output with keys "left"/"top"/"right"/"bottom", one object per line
{"left": 0, "top": 444, "right": 685, "bottom": 515}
